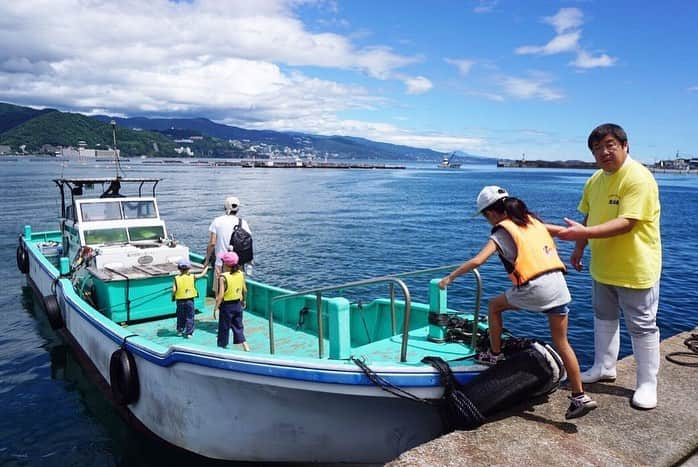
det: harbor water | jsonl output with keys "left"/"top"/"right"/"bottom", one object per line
{"left": 1, "top": 158, "right": 696, "bottom": 465}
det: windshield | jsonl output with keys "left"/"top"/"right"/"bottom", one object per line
{"left": 81, "top": 202, "right": 122, "bottom": 221}
{"left": 84, "top": 228, "right": 128, "bottom": 245}
{"left": 128, "top": 225, "right": 165, "bottom": 241}
{"left": 123, "top": 201, "right": 157, "bottom": 219}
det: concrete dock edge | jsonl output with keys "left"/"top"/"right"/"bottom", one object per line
{"left": 388, "top": 327, "right": 698, "bottom": 467}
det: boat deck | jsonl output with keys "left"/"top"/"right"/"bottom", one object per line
{"left": 126, "top": 298, "right": 477, "bottom": 364}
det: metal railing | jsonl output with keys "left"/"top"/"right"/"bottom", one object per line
{"left": 268, "top": 264, "right": 482, "bottom": 362}
{"left": 269, "top": 276, "right": 411, "bottom": 361}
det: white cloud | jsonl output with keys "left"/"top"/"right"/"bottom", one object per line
{"left": 404, "top": 76, "right": 433, "bottom": 95}
{"left": 515, "top": 7, "right": 616, "bottom": 70}
{"left": 516, "top": 31, "right": 580, "bottom": 55}
{"left": 544, "top": 8, "right": 584, "bottom": 34}
{"left": 499, "top": 73, "right": 564, "bottom": 101}
{"left": 0, "top": 0, "right": 420, "bottom": 113}
{"left": 473, "top": 0, "right": 498, "bottom": 14}
{"left": 687, "top": 86, "right": 698, "bottom": 92}
{"left": 571, "top": 50, "right": 616, "bottom": 69}
{"left": 445, "top": 58, "right": 475, "bottom": 76}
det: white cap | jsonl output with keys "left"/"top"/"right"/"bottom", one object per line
{"left": 224, "top": 196, "right": 240, "bottom": 214}
{"left": 474, "top": 186, "right": 509, "bottom": 216}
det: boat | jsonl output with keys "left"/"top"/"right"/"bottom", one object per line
{"left": 15, "top": 177, "right": 564, "bottom": 463}
{"left": 438, "top": 152, "right": 461, "bottom": 169}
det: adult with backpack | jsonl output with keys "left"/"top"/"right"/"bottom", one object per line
{"left": 203, "top": 196, "right": 253, "bottom": 293}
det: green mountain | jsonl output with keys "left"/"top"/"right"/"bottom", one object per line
{"left": 0, "top": 102, "right": 500, "bottom": 163}
{"left": 0, "top": 102, "right": 57, "bottom": 133}
{"left": 0, "top": 106, "right": 176, "bottom": 156}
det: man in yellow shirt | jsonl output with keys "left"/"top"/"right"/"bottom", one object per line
{"left": 559, "top": 123, "right": 661, "bottom": 410}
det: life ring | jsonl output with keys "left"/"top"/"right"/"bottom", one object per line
{"left": 43, "top": 295, "right": 64, "bottom": 330}
{"left": 16, "top": 244, "right": 29, "bottom": 274}
{"left": 109, "top": 348, "right": 140, "bottom": 405}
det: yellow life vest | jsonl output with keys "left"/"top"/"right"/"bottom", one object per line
{"left": 222, "top": 271, "right": 245, "bottom": 301}
{"left": 494, "top": 217, "right": 566, "bottom": 286}
{"left": 174, "top": 273, "right": 198, "bottom": 300}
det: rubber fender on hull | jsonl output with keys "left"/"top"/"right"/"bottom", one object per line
{"left": 43, "top": 295, "right": 64, "bottom": 330}
{"left": 16, "top": 244, "right": 29, "bottom": 274}
{"left": 109, "top": 348, "right": 140, "bottom": 405}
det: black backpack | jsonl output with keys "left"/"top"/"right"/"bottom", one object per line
{"left": 229, "top": 218, "right": 253, "bottom": 265}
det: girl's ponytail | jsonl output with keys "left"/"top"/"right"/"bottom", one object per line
{"left": 502, "top": 197, "right": 541, "bottom": 226}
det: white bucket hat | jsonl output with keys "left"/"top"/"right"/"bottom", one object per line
{"left": 474, "top": 186, "right": 509, "bottom": 216}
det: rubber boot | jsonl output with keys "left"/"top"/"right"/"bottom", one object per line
{"left": 581, "top": 318, "right": 620, "bottom": 383}
{"left": 631, "top": 332, "right": 660, "bottom": 409}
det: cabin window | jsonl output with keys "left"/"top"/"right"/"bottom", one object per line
{"left": 81, "top": 202, "right": 122, "bottom": 221}
{"left": 84, "top": 228, "right": 128, "bottom": 245}
{"left": 122, "top": 201, "right": 157, "bottom": 219}
{"left": 128, "top": 225, "right": 165, "bottom": 242}
{"left": 65, "top": 204, "right": 75, "bottom": 221}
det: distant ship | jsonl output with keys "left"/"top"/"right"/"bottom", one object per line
{"left": 438, "top": 152, "right": 461, "bottom": 169}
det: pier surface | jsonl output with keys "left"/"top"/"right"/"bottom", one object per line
{"left": 389, "top": 328, "right": 698, "bottom": 467}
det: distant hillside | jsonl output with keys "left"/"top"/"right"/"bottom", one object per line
{"left": 0, "top": 101, "right": 499, "bottom": 163}
{"left": 0, "top": 102, "right": 57, "bottom": 133}
{"left": 94, "top": 115, "right": 492, "bottom": 162}
{"left": 0, "top": 106, "right": 177, "bottom": 156}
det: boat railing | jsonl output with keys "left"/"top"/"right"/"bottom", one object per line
{"left": 269, "top": 264, "right": 481, "bottom": 363}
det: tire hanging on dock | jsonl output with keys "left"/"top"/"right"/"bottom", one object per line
{"left": 109, "top": 348, "right": 140, "bottom": 405}
{"left": 424, "top": 338, "right": 565, "bottom": 432}
{"left": 16, "top": 244, "right": 29, "bottom": 274}
{"left": 43, "top": 295, "right": 64, "bottom": 330}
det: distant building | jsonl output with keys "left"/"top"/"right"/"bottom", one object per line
{"left": 174, "top": 146, "right": 194, "bottom": 156}
{"left": 0, "top": 145, "right": 12, "bottom": 154}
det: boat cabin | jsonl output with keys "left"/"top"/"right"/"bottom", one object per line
{"left": 53, "top": 178, "right": 205, "bottom": 323}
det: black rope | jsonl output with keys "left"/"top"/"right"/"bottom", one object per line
{"left": 422, "top": 356, "right": 486, "bottom": 430}
{"left": 121, "top": 334, "right": 139, "bottom": 349}
{"left": 350, "top": 356, "right": 432, "bottom": 405}
{"left": 666, "top": 333, "right": 698, "bottom": 367}
{"left": 296, "top": 307, "right": 308, "bottom": 330}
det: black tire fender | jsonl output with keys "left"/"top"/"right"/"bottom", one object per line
{"left": 109, "top": 348, "right": 140, "bottom": 405}
{"left": 16, "top": 244, "right": 29, "bottom": 274}
{"left": 43, "top": 295, "right": 64, "bottom": 330}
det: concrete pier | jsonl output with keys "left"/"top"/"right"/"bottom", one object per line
{"left": 389, "top": 328, "right": 698, "bottom": 467}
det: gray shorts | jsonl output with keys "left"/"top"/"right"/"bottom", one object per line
{"left": 505, "top": 270, "right": 571, "bottom": 312}
{"left": 592, "top": 280, "right": 660, "bottom": 337}
{"left": 541, "top": 304, "right": 570, "bottom": 316}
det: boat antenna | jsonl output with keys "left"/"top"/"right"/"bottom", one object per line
{"left": 111, "top": 119, "right": 126, "bottom": 178}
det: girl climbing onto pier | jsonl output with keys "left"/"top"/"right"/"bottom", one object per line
{"left": 439, "top": 186, "right": 597, "bottom": 419}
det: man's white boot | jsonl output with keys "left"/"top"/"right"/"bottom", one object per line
{"left": 631, "top": 332, "right": 660, "bottom": 409}
{"left": 581, "top": 318, "right": 620, "bottom": 383}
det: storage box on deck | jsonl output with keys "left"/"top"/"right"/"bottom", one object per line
{"left": 89, "top": 263, "right": 208, "bottom": 323}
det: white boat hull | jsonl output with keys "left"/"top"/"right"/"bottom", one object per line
{"left": 23, "top": 238, "right": 449, "bottom": 463}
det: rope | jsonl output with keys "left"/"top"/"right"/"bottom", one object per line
{"left": 350, "top": 356, "right": 432, "bottom": 405}
{"left": 665, "top": 333, "right": 698, "bottom": 367}
{"left": 422, "top": 356, "right": 486, "bottom": 430}
{"left": 121, "top": 334, "right": 139, "bottom": 349}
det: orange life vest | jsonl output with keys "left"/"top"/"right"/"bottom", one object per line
{"left": 494, "top": 216, "right": 566, "bottom": 286}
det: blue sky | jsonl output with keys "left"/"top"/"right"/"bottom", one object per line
{"left": 0, "top": 0, "right": 696, "bottom": 161}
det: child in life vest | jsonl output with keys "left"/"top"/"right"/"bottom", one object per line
{"left": 438, "top": 186, "right": 597, "bottom": 419}
{"left": 172, "top": 258, "right": 208, "bottom": 338}
{"left": 215, "top": 252, "right": 250, "bottom": 351}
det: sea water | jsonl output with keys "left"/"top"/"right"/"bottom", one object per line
{"left": 1, "top": 158, "right": 696, "bottom": 465}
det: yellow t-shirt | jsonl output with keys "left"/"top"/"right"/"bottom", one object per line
{"left": 579, "top": 159, "right": 661, "bottom": 288}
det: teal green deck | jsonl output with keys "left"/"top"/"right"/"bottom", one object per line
{"left": 125, "top": 298, "right": 478, "bottom": 364}
{"left": 26, "top": 228, "right": 482, "bottom": 365}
